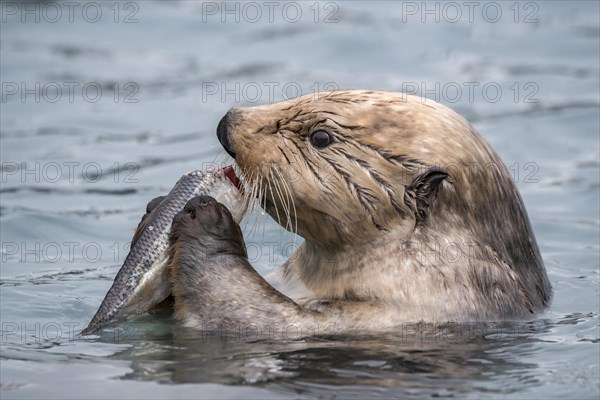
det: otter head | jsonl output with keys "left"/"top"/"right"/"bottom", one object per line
{"left": 215, "top": 90, "right": 466, "bottom": 248}
{"left": 216, "top": 90, "right": 550, "bottom": 312}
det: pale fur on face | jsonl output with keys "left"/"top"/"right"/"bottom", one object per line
{"left": 229, "top": 91, "right": 467, "bottom": 246}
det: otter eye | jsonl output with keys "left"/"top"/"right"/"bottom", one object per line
{"left": 309, "top": 130, "right": 333, "bottom": 149}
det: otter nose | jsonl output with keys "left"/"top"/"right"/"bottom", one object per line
{"left": 216, "top": 109, "right": 239, "bottom": 159}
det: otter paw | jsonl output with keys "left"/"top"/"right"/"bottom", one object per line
{"left": 146, "top": 195, "right": 166, "bottom": 214}
{"left": 171, "top": 195, "right": 242, "bottom": 246}
{"left": 173, "top": 195, "right": 232, "bottom": 227}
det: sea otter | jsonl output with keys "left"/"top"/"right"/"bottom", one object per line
{"left": 167, "top": 90, "right": 552, "bottom": 337}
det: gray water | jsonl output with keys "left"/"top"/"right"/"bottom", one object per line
{"left": 1, "top": 1, "right": 599, "bottom": 399}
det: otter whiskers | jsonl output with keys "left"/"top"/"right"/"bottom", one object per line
{"left": 272, "top": 165, "right": 298, "bottom": 238}
{"left": 269, "top": 165, "right": 298, "bottom": 247}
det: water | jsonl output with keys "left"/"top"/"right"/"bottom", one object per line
{"left": 1, "top": 1, "right": 599, "bottom": 398}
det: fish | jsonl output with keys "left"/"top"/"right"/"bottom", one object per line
{"left": 81, "top": 166, "right": 247, "bottom": 335}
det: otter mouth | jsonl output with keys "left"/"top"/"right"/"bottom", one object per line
{"left": 222, "top": 165, "right": 243, "bottom": 191}
{"left": 221, "top": 164, "right": 279, "bottom": 217}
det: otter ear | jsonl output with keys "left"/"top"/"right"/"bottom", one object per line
{"left": 406, "top": 167, "right": 448, "bottom": 223}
